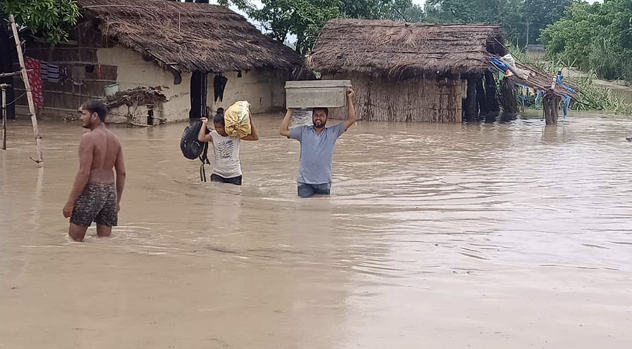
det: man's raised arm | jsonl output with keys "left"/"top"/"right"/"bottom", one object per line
{"left": 344, "top": 89, "right": 356, "bottom": 131}
{"left": 280, "top": 108, "right": 293, "bottom": 138}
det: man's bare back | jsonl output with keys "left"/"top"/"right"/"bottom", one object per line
{"left": 84, "top": 127, "right": 122, "bottom": 183}
{"left": 63, "top": 101, "right": 126, "bottom": 242}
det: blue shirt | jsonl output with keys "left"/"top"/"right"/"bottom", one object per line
{"left": 289, "top": 123, "right": 346, "bottom": 184}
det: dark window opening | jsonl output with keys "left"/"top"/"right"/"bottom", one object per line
{"left": 147, "top": 106, "right": 154, "bottom": 126}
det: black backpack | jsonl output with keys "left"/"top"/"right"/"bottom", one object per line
{"left": 180, "top": 120, "right": 210, "bottom": 181}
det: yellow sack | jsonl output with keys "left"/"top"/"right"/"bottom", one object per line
{"left": 224, "top": 101, "right": 252, "bottom": 138}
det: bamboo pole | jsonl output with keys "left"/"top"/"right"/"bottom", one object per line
{"left": 1, "top": 84, "right": 7, "bottom": 150}
{"left": 0, "top": 71, "right": 24, "bottom": 78}
{"left": 10, "top": 14, "right": 43, "bottom": 164}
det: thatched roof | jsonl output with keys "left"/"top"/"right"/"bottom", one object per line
{"left": 306, "top": 19, "right": 506, "bottom": 78}
{"left": 77, "top": 0, "right": 300, "bottom": 73}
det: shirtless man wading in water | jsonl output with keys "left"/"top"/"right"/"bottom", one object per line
{"left": 62, "top": 101, "right": 126, "bottom": 242}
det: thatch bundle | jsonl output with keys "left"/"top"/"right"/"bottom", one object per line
{"left": 78, "top": 0, "right": 300, "bottom": 73}
{"left": 307, "top": 19, "right": 506, "bottom": 79}
{"left": 105, "top": 86, "right": 167, "bottom": 109}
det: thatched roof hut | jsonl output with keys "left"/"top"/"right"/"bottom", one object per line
{"left": 14, "top": 0, "right": 300, "bottom": 124}
{"left": 306, "top": 19, "right": 506, "bottom": 79}
{"left": 78, "top": 0, "right": 300, "bottom": 73}
{"left": 306, "top": 19, "right": 574, "bottom": 123}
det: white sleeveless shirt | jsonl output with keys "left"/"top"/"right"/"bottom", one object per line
{"left": 210, "top": 130, "right": 241, "bottom": 178}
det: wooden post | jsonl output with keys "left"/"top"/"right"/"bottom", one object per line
{"left": 542, "top": 90, "right": 561, "bottom": 125}
{"left": 484, "top": 70, "right": 500, "bottom": 122}
{"left": 1, "top": 84, "right": 7, "bottom": 150}
{"left": 464, "top": 74, "right": 479, "bottom": 122}
{"left": 476, "top": 77, "right": 488, "bottom": 117}
{"left": 545, "top": 96, "right": 554, "bottom": 125}
{"left": 10, "top": 14, "right": 43, "bottom": 164}
{"left": 0, "top": 71, "right": 24, "bottom": 78}
{"left": 499, "top": 77, "right": 518, "bottom": 115}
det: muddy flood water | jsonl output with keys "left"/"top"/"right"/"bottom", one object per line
{"left": 1, "top": 114, "right": 632, "bottom": 349}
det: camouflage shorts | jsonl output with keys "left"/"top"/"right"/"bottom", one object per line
{"left": 70, "top": 182, "right": 118, "bottom": 227}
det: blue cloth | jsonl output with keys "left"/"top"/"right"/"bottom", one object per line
{"left": 491, "top": 57, "right": 509, "bottom": 71}
{"left": 535, "top": 90, "right": 543, "bottom": 109}
{"left": 562, "top": 94, "right": 571, "bottom": 117}
{"left": 556, "top": 75, "right": 575, "bottom": 92}
{"left": 518, "top": 94, "right": 532, "bottom": 107}
{"left": 289, "top": 123, "right": 346, "bottom": 184}
{"left": 560, "top": 82, "right": 575, "bottom": 92}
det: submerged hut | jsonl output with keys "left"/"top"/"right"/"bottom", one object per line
{"left": 307, "top": 19, "right": 573, "bottom": 124}
{"left": 13, "top": 0, "right": 300, "bottom": 125}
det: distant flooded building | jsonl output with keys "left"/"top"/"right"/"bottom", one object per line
{"left": 307, "top": 19, "right": 574, "bottom": 124}
{"left": 14, "top": 0, "right": 300, "bottom": 125}
{"left": 306, "top": 19, "right": 508, "bottom": 123}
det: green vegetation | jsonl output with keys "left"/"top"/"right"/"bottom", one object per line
{"left": 0, "top": 0, "right": 80, "bottom": 44}
{"left": 217, "top": 0, "right": 571, "bottom": 55}
{"left": 541, "top": 0, "right": 632, "bottom": 83}
{"left": 218, "top": 0, "right": 422, "bottom": 55}
{"left": 425, "top": 0, "right": 572, "bottom": 47}
{"left": 510, "top": 45, "right": 632, "bottom": 114}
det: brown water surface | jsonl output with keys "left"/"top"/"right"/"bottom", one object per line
{"left": 1, "top": 114, "right": 632, "bottom": 348}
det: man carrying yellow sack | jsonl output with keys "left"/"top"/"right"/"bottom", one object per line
{"left": 197, "top": 102, "right": 259, "bottom": 185}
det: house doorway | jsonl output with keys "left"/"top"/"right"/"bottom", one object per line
{"left": 189, "top": 71, "right": 208, "bottom": 119}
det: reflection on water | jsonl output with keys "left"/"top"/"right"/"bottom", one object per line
{"left": 1, "top": 114, "right": 632, "bottom": 348}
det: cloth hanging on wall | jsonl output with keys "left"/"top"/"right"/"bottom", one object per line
{"left": 24, "top": 57, "right": 43, "bottom": 108}
{"left": 59, "top": 66, "right": 68, "bottom": 85}
{"left": 214, "top": 75, "right": 228, "bottom": 102}
{"left": 41, "top": 61, "right": 60, "bottom": 82}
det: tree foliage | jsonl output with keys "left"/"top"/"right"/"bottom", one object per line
{"left": 541, "top": 0, "right": 632, "bottom": 82}
{"left": 0, "top": 0, "right": 80, "bottom": 44}
{"left": 212, "top": 0, "right": 578, "bottom": 55}
{"left": 249, "top": 0, "right": 340, "bottom": 56}
{"left": 522, "top": 0, "right": 573, "bottom": 44}
{"left": 219, "top": 0, "right": 420, "bottom": 55}
{"left": 424, "top": 0, "right": 571, "bottom": 46}
{"left": 220, "top": 0, "right": 574, "bottom": 55}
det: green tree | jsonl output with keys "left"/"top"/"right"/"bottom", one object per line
{"left": 397, "top": 3, "right": 424, "bottom": 22}
{"left": 424, "top": 0, "right": 479, "bottom": 23}
{"left": 224, "top": 0, "right": 340, "bottom": 55}
{"left": 0, "top": 0, "right": 80, "bottom": 44}
{"left": 0, "top": 0, "right": 79, "bottom": 119}
{"left": 339, "top": 0, "right": 415, "bottom": 20}
{"left": 522, "top": 0, "right": 573, "bottom": 45}
{"left": 219, "top": 0, "right": 422, "bottom": 55}
{"left": 423, "top": 0, "right": 572, "bottom": 47}
{"left": 541, "top": 0, "right": 632, "bottom": 82}
{"left": 424, "top": 0, "right": 524, "bottom": 44}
